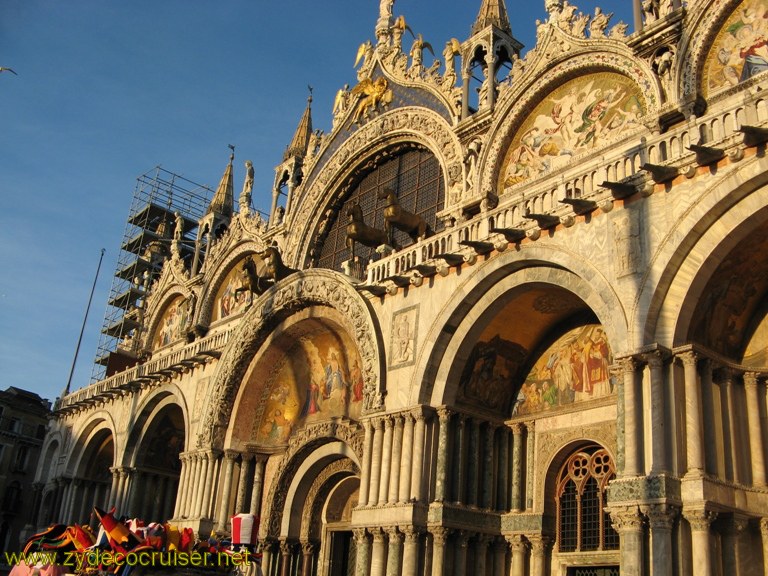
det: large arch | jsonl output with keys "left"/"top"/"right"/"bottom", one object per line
{"left": 639, "top": 154, "right": 768, "bottom": 347}
{"left": 198, "top": 269, "right": 385, "bottom": 450}
{"left": 415, "top": 243, "right": 627, "bottom": 407}
{"left": 289, "top": 107, "right": 464, "bottom": 268}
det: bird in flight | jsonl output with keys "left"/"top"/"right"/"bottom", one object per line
{"left": 0, "top": 67, "right": 18, "bottom": 75}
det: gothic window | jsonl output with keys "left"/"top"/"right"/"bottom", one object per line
{"left": 315, "top": 146, "right": 445, "bottom": 274}
{"left": 556, "top": 446, "right": 619, "bottom": 552}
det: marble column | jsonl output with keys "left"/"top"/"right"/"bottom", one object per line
{"left": 454, "top": 531, "right": 469, "bottom": 575}
{"left": 249, "top": 455, "right": 267, "bottom": 517}
{"left": 760, "top": 518, "right": 768, "bottom": 576}
{"left": 700, "top": 360, "right": 717, "bottom": 476}
{"left": 723, "top": 369, "right": 742, "bottom": 483}
{"left": 173, "top": 455, "right": 188, "bottom": 518}
{"left": 497, "top": 428, "right": 509, "bottom": 512}
{"left": 683, "top": 508, "right": 716, "bottom": 576}
{"left": 492, "top": 538, "right": 507, "bottom": 576}
{"left": 369, "top": 418, "right": 385, "bottom": 506}
{"left": 510, "top": 424, "right": 523, "bottom": 511}
{"left": 279, "top": 540, "right": 293, "bottom": 576}
{"left": 482, "top": 424, "right": 495, "bottom": 509}
{"left": 744, "top": 372, "right": 766, "bottom": 486}
{"left": 454, "top": 415, "right": 467, "bottom": 505}
{"left": 389, "top": 416, "right": 404, "bottom": 504}
{"left": 379, "top": 417, "right": 394, "bottom": 505}
{"left": 620, "top": 357, "right": 642, "bottom": 476}
{"left": 507, "top": 534, "right": 527, "bottom": 576}
{"left": 359, "top": 420, "right": 374, "bottom": 507}
{"left": 260, "top": 539, "right": 276, "bottom": 576}
{"left": 197, "top": 450, "right": 216, "bottom": 518}
{"left": 461, "top": 71, "right": 471, "bottom": 120}
{"left": 468, "top": 420, "right": 480, "bottom": 507}
{"left": 300, "top": 541, "right": 316, "bottom": 576}
{"left": 528, "top": 535, "right": 550, "bottom": 576}
{"left": 385, "top": 527, "right": 403, "bottom": 576}
{"left": 646, "top": 504, "right": 676, "bottom": 576}
{"left": 680, "top": 351, "right": 705, "bottom": 474}
{"left": 109, "top": 467, "right": 120, "bottom": 509}
{"left": 354, "top": 528, "right": 370, "bottom": 576}
{"left": 401, "top": 527, "right": 420, "bottom": 576}
{"left": 474, "top": 534, "right": 489, "bottom": 575}
{"left": 434, "top": 408, "right": 451, "bottom": 502}
{"left": 190, "top": 453, "right": 204, "bottom": 518}
{"left": 525, "top": 422, "right": 535, "bottom": 509}
{"left": 399, "top": 413, "right": 414, "bottom": 503}
{"left": 216, "top": 450, "right": 238, "bottom": 532}
{"left": 236, "top": 453, "right": 254, "bottom": 513}
{"left": 370, "top": 528, "right": 387, "bottom": 576}
{"left": 722, "top": 516, "right": 748, "bottom": 576}
{"left": 609, "top": 506, "right": 644, "bottom": 576}
{"left": 430, "top": 527, "right": 449, "bottom": 576}
{"left": 646, "top": 351, "right": 667, "bottom": 474}
{"left": 411, "top": 411, "right": 427, "bottom": 503}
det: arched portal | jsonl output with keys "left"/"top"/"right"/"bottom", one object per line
{"left": 126, "top": 402, "right": 185, "bottom": 522}
{"left": 71, "top": 429, "right": 114, "bottom": 527}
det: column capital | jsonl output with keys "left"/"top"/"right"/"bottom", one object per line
{"left": 224, "top": 449, "right": 240, "bottom": 460}
{"left": 370, "top": 527, "right": 387, "bottom": 543}
{"left": 505, "top": 533, "right": 528, "bottom": 552}
{"left": 677, "top": 349, "right": 699, "bottom": 367}
{"left": 683, "top": 508, "right": 717, "bottom": 531}
{"left": 386, "top": 526, "right": 403, "bottom": 544}
{"left": 401, "top": 525, "right": 422, "bottom": 541}
{"left": 643, "top": 349, "right": 666, "bottom": 367}
{"left": 279, "top": 539, "right": 295, "bottom": 555}
{"left": 352, "top": 528, "right": 368, "bottom": 542}
{"left": 383, "top": 415, "right": 394, "bottom": 430}
{"left": 607, "top": 506, "right": 644, "bottom": 533}
{"left": 618, "top": 355, "right": 641, "bottom": 373}
{"left": 760, "top": 517, "right": 768, "bottom": 536}
{"left": 430, "top": 526, "right": 451, "bottom": 545}
{"left": 436, "top": 406, "right": 452, "bottom": 422}
{"left": 643, "top": 503, "right": 679, "bottom": 530}
{"left": 526, "top": 534, "right": 552, "bottom": 554}
{"left": 743, "top": 371, "right": 759, "bottom": 387}
{"left": 301, "top": 540, "right": 317, "bottom": 555}
{"left": 525, "top": 420, "right": 535, "bottom": 434}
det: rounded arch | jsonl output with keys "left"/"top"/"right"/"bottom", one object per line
{"left": 144, "top": 284, "right": 195, "bottom": 353}
{"left": 66, "top": 411, "right": 118, "bottom": 477}
{"left": 196, "top": 239, "right": 268, "bottom": 329}
{"left": 482, "top": 51, "right": 659, "bottom": 198}
{"left": 679, "top": 0, "right": 754, "bottom": 101}
{"left": 288, "top": 107, "right": 464, "bottom": 268}
{"left": 414, "top": 244, "right": 627, "bottom": 407}
{"left": 122, "top": 385, "right": 189, "bottom": 466}
{"left": 260, "top": 420, "right": 363, "bottom": 540}
{"left": 198, "top": 269, "right": 385, "bottom": 449}
{"left": 225, "top": 306, "right": 367, "bottom": 451}
{"left": 639, "top": 154, "right": 768, "bottom": 347}
{"left": 35, "top": 433, "right": 63, "bottom": 483}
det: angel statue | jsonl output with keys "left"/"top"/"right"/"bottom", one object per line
{"left": 409, "top": 34, "right": 434, "bottom": 78}
{"left": 355, "top": 40, "right": 375, "bottom": 71}
{"left": 443, "top": 38, "right": 461, "bottom": 86}
{"left": 350, "top": 77, "right": 393, "bottom": 124}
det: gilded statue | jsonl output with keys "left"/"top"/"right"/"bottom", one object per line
{"left": 350, "top": 77, "right": 393, "bottom": 124}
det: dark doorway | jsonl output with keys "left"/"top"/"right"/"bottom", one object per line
{"left": 567, "top": 567, "right": 620, "bottom": 576}
{"left": 328, "top": 530, "right": 354, "bottom": 576}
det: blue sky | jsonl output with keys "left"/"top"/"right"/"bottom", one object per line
{"left": 0, "top": 0, "right": 633, "bottom": 404}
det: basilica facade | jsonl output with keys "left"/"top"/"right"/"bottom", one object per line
{"left": 33, "top": 0, "right": 768, "bottom": 574}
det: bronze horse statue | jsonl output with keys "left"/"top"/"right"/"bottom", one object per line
{"left": 346, "top": 203, "right": 389, "bottom": 253}
{"left": 234, "top": 246, "right": 297, "bottom": 300}
{"left": 377, "top": 188, "right": 428, "bottom": 240}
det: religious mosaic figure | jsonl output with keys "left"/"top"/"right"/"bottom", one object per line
{"left": 501, "top": 73, "right": 645, "bottom": 188}
{"left": 704, "top": 0, "right": 768, "bottom": 92}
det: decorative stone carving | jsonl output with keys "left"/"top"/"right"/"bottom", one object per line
{"left": 198, "top": 270, "right": 384, "bottom": 449}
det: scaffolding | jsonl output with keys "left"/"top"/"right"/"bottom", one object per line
{"left": 90, "top": 167, "right": 214, "bottom": 383}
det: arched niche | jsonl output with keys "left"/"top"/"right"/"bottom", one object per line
{"left": 227, "top": 307, "right": 366, "bottom": 450}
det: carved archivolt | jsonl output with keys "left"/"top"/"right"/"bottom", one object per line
{"left": 287, "top": 107, "right": 463, "bottom": 266}
{"left": 680, "top": 0, "right": 739, "bottom": 99}
{"left": 300, "top": 459, "right": 358, "bottom": 541}
{"left": 195, "top": 240, "right": 267, "bottom": 330}
{"left": 482, "top": 51, "right": 659, "bottom": 199}
{"left": 261, "top": 419, "right": 363, "bottom": 538}
{"left": 197, "top": 270, "right": 384, "bottom": 449}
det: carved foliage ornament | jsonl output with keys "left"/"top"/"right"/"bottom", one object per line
{"left": 262, "top": 419, "right": 363, "bottom": 538}
{"left": 197, "top": 270, "right": 384, "bottom": 449}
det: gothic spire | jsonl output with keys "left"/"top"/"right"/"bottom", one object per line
{"left": 472, "top": 0, "right": 512, "bottom": 35}
{"left": 284, "top": 90, "right": 313, "bottom": 161}
{"left": 206, "top": 150, "right": 235, "bottom": 219}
